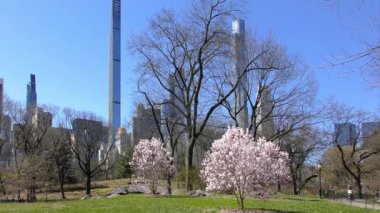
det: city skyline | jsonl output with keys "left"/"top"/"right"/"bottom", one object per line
{"left": 0, "top": 0, "right": 379, "bottom": 123}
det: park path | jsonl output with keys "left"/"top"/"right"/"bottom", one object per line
{"left": 335, "top": 199, "right": 380, "bottom": 210}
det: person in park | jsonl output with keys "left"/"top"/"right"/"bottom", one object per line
{"left": 347, "top": 185, "right": 353, "bottom": 201}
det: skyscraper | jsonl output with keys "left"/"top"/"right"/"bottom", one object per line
{"left": 0, "top": 78, "right": 3, "bottom": 115}
{"left": 109, "top": 0, "right": 121, "bottom": 142}
{"left": 256, "top": 86, "right": 275, "bottom": 139}
{"left": 334, "top": 123, "right": 358, "bottom": 146}
{"left": 232, "top": 19, "right": 248, "bottom": 129}
{"left": 131, "top": 104, "right": 161, "bottom": 145}
{"left": 26, "top": 74, "right": 37, "bottom": 110}
{"left": 361, "top": 121, "right": 380, "bottom": 146}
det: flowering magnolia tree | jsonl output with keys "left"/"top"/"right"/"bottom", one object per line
{"left": 201, "top": 127, "right": 289, "bottom": 209}
{"left": 130, "top": 138, "right": 174, "bottom": 194}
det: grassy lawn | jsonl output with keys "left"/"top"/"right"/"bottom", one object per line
{"left": 0, "top": 194, "right": 378, "bottom": 213}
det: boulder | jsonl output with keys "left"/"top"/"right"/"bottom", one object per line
{"left": 127, "top": 184, "right": 150, "bottom": 194}
{"left": 111, "top": 187, "right": 129, "bottom": 195}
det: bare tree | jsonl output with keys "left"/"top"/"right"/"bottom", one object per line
{"left": 132, "top": 0, "right": 282, "bottom": 191}
{"left": 326, "top": 102, "right": 380, "bottom": 198}
{"left": 222, "top": 35, "right": 319, "bottom": 141}
{"left": 63, "top": 109, "right": 113, "bottom": 196}
{"left": 325, "top": 0, "right": 380, "bottom": 88}
{"left": 9, "top": 102, "right": 54, "bottom": 201}
{"left": 321, "top": 146, "right": 353, "bottom": 190}
{"left": 0, "top": 96, "right": 13, "bottom": 197}
{"left": 282, "top": 127, "right": 326, "bottom": 195}
{"left": 44, "top": 125, "right": 73, "bottom": 200}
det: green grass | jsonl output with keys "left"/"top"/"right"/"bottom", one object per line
{"left": 0, "top": 194, "right": 378, "bottom": 213}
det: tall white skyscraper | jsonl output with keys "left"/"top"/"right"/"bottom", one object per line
{"left": 232, "top": 19, "right": 248, "bottom": 129}
{"left": 109, "top": 0, "right": 121, "bottom": 142}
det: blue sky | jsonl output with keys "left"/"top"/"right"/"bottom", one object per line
{"left": 0, "top": 0, "right": 379, "bottom": 124}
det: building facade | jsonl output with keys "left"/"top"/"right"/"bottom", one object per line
{"left": 131, "top": 104, "right": 161, "bottom": 145}
{"left": 256, "top": 86, "right": 275, "bottom": 140}
{"left": 362, "top": 121, "right": 380, "bottom": 146}
{"left": 232, "top": 19, "right": 248, "bottom": 129}
{"left": 0, "top": 78, "right": 3, "bottom": 115}
{"left": 26, "top": 74, "right": 37, "bottom": 110}
{"left": 109, "top": 0, "right": 122, "bottom": 143}
{"left": 334, "top": 123, "right": 358, "bottom": 146}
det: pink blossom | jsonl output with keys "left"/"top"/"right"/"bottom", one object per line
{"left": 130, "top": 138, "right": 174, "bottom": 194}
{"left": 201, "top": 127, "right": 289, "bottom": 209}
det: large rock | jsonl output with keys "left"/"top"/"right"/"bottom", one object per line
{"left": 111, "top": 187, "right": 129, "bottom": 195}
{"left": 127, "top": 184, "right": 150, "bottom": 194}
{"left": 106, "top": 186, "right": 129, "bottom": 198}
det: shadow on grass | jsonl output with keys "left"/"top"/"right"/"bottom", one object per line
{"left": 256, "top": 208, "right": 301, "bottom": 213}
{"left": 273, "top": 197, "right": 321, "bottom": 202}
{"left": 220, "top": 208, "right": 301, "bottom": 213}
{"left": 143, "top": 195, "right": 202, "bottom": 199}
{"left": 282, "top": 198, "right": 320, "bottom": 202}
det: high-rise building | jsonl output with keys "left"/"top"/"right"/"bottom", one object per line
{"left": 232, "top": 19, "right": 248, "bottom": 129}
{"left": 109, "top": 0, "right": 121, "bottom": 143}
{"left": 161, "top": 74, "right": 187, "bottom": 159}
{"left": 115, "top": 127, "right": 128, "bottom": 154}
{"left": 26, "top": 74, "right": 37, "bottom": 110}
{"left": 334, "top": 123, "right": 358, "bottom": 146}
{"left": 72, "top": 118, "right": 105, "bottom": 165}
{"left": 0, "top": 78, "right": 3, "bottom": 115}
{"left": 256, "top": 86, "right": 275, "bottom": 140}
{"left": 32, "top": 107, "right": 53, "bottom": 128}
{"left": 362, "top": 121, "right": 380, "bottom": 146}
{"left": 131, "top": 104, "right": 161, "bottom": 145}
{"left": 362, "top": 122, "right": 380, "bottom": 138}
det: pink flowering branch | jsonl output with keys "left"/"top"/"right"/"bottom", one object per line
{"left": 201, "top": 127, "right": 289, "bottom": 209}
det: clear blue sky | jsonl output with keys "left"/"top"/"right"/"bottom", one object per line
{"left": 0, "top": 0, "right": 379, "bottom": 124}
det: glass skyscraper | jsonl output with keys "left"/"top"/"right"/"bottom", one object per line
{"left": 26, "top": 74, "right": 37, "bottom": 110}
{"left": 109, "top": 0, "right": 121, "bottom": 142}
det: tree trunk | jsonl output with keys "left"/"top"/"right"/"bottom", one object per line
{"left": 58, "top": 169, "right": 66, "bottom": 199}
{"left": 234, "top": 192, "right": 244, "bottom": 210}
{"left": 293, "top": 180, "right": 298, "bottom": 195}
{"left": 17, "top": 190, "right": 21, "bottom": 201}
{"left": 167, "top": 176, "right": 172, "bottom": 195}
{"left": 86, "top": 176, "right": 91, "bottom": 196}
{"left": 0, "top": 173, "right": 5, "bottom": 196}
{"left": 239, "top": 196, "right": 244, "bottom": 210}
{"left": 277, "top": 181, "right": 282, "bottom": 193}
{"left": 291, "top": 168, "right": 298, "bottom": 195}
{"left": 185, "top": 141, "right": 195, "bottom": 191}
{"left": 167, "top": 161, "right": 173, "bottom": 195}
{"left": 356, "top": 177, "right": 363, "bottom": 199}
